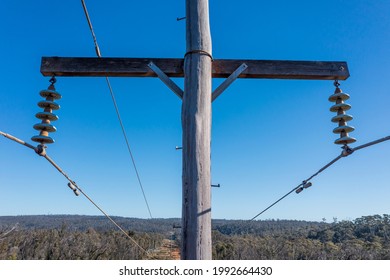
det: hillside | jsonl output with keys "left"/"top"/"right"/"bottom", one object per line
{"left": 0, "top": 215, "right": 322, "bottom": 238}
{"left": 1, "top": 214, "right": 389, "bottom": 260}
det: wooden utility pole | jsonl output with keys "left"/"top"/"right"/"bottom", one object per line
{"left": 181, "top": 0, "right": 212, "bottom": 260}
{"left": 40, "top": 0, "right": 349, "bottom": 260}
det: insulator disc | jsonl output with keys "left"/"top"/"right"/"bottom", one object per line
{"left": 31, "top": 135, "right": 54, "bottom": 144}
{"left": 333, "top": 125, "right": 355, "bottom": 134}
{"left": 39, "top": 89, "right": 62, "bottom": 100}
{"left": 330, "top": 103, "right": 351, "bottom": 112}
{"left": 328, "top": 92, "right": 350, "bottom": 102}
{"left": 334, "top": 136, "right": 356, "bottom": 145}
{"left": 331, "top": 114, "right": 353, "bottom": 123}
{"left": 35, "top": 112, "right": 59, "bottom": 121}
{"left": 38, "top": 100, "right": 60, "bottom": 110}
{"left": 33, "top": 123, "right": 57, "bottom": 132}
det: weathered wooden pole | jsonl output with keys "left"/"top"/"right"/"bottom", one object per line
{"left": 40, "top": 1, "right": 350, "bottom": 261}
{"left": 181, "top": 0, "right": 212, "bottom": 260}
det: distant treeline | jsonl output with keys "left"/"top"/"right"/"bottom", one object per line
{"left": 212, "top": 214, "right": 390, "bottom": 260}
{"left": 0, "top": 226, "right": 163, "bottom": 260}
{"left": 0, "top": 215, "right": 322, "bottom": 239}
{"left": 0, "top": 215, "right": 181, "bottom": 234}
{"left": 1, "top": 214, "right": 389, "bottom": 259}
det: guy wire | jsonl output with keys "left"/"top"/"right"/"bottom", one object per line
{"left": 250, "top": 135, "right": 390, "bottom": 220}
{"left": 0, "top": 130, "right": 155, "bottom": 259}
{"left": 81, "top": 0, "right": 153, "bottom": 219}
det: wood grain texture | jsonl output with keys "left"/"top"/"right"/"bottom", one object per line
{"left": 41, "top": 57, "right": 349, "bottom": 80}
{"left": 181, "top": 0, "right": 212, "bottom": 260}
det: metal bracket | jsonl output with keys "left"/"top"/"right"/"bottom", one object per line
{"left": 148, "top": 62, "right": 184, "bottom": 99}
{"left": 34, "top": 144, "right": 47, "bottom": 156}
{"left": 212, "top": 63, "right": 248, "bottom": 102}
{"left": 341, "top": 144, "right": 354, "bottom": 157}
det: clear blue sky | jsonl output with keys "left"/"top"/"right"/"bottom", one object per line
{"left": 1, "top": 0, "right": 389, "bottom": 222}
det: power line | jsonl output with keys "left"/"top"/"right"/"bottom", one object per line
{"left": 80, "top": 0, "right": 153, "bottom": 219}
{"left": 353, "top": 135, "right": 390, "bottom": 152}
{"left": 1, "top": 130, "right": 156, "bottom": 259}
{"left": 250, "top": 154, "right": 342, "bottom": 221}
{"left": 43, "top": 154, "right": 150, "bottom": 255}
{"left": 0, "top": 131, "right": 36, "bottom": 150}
{"left": 250, "top": 135, "right": 390, "bottom": 220}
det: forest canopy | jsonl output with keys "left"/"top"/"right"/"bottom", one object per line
{"left": 1, "top": 214, "right": 389, "bottom": 260}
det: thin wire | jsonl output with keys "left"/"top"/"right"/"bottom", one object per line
{"left": 0, "top": 131, "right": 36, "bottom": 150}
{"left": 305, "top": 155, "right": 343, "bottom": 182}
{"left": 250, "top": 183, "right": 304, "bottom": 221}
{"left": 353, "top": 135, "right": 390, "bottom": 152}
{"left": 43, "top": 154, "right": 150, "bottom": 256}
{"left": 250, "top": 135, "right": 390, "bottom": 220}
{"left": 250, "top": 154, "right": 342, "bottom": 221}
{"left": 81, "top": 0, "right": 101, "bottom": 58}
{"left": 0, "top": 130, "right": 156, "bottom": 258}
{"left": 80, "top": 0, "right": 153, "bottom": 219}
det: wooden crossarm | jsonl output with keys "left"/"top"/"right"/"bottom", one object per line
{"left": 41, "top": 57, "right": 349, "bottom": 80}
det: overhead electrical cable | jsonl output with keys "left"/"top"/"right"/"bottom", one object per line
{"left": 0, "top": 130, "right": 155, "bottom": 258}
{"left": 43, "top": 154, "right": 150, "bottom": 256}
{"left": 353, "top": 135, "right": 390, "bottom": 152}
{"left": 0, "top": 131, "right": 36, "bottom": 150}
{"left": 250, "top": 135, "right": 390, "bottom": 220}
{"left": 80, "top": 0, "right": 153, "bottom": 219}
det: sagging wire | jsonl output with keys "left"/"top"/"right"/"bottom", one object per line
{"left": 80, "top": 0, "right": 153, "bottom": 219}
{"left": 81, "top": 0, "right": 154, "bottom": 218}
{"left": 250, "top": 136, "right": 390, "bottom": 220}
{"left": 0, "top": 130, "right": 155, "bottom": 259}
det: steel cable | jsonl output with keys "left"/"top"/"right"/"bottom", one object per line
{"left": 250, "top": 135, "right": 390, "bottom": 220}
{"left": 1, "top": 130, "right": 156, "bottom": 259}
{"left": 80, "top": 0, "right": 153, "bottom": 219}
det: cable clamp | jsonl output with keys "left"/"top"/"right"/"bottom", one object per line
{"left": 341, "top": 144, "right": 354, "bottom": 157}
{"left": 67, "top": 182, "right": 80, "bottom": 196}
{"left": 49, "top": 75, "right": 57, "bottom": 85}
{"left": 34, "top": 144, "right": 47, "bottom": 156}
{"left": 184, "top": 49, "right": 213, "bottom": 61}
